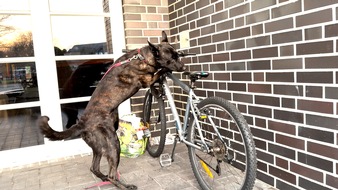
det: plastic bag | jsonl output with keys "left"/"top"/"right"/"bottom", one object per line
{"left": 116, "top": 114, "right": 149, "bottom": 158}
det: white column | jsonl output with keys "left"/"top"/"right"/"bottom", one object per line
{"left": 110, "top": 0, "right": 131, "bottom": 116}
{"left": 30, "top": 0, "right": 63, "bottom": 133}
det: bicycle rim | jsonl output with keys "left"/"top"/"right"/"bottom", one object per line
{"left": 187, "top": 97, "right": 256, "bottom": 190}
{"left": 143, "top": 89, "right": 166, "bottom": 157}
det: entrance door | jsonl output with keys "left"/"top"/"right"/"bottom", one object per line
{"left": 0, "top": 0, "right": 127, "bottom": 168}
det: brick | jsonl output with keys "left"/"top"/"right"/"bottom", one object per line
{"left": 272, "top": 58, "right": 302, "bottom": 70}
{"left": 253, "top": 47, "right": 278, "bottom": 58}
{"left": 298, "top": 152, "right": 333, "bottom": 172}
{"left": 274, "top": 109, "right": 303, "bottom": 123}
{"left": 280, "top": 45, "right": 294, "bottom": 56}
{"left": 229, "top": 4, "right": 249, "bottom": 17}
{"left": 271, "top": 0, "right": 301, "bottom": 18}
{"left": 269, "top": 165, "right": 296, "bottom": 184}
{"left": 306, "top": 114, "right": 338, "bottom": 130}
{"left": 296, "top": 9, "right": 332, "bottom": 27}
{"left": 297, "top": 40, "right": 333, "bottom": 55}
{"left": 326, "top": 174, "right": 338, "bottom": 189}
{"left": 265, "top": 17, "right": 293, "bottom": 33}
{"left": 252, "top": 24, "right": 263, "bottom": 35}
{"left": 257, "top": 149, "right": 274, "bottom": 164}
{"left": 305, "top": 86, "right": 322, "bottom": 98}
{"left": 298, "top": 126, "right": 334, "bottom": 143}
{"left": 291, "top": 163, "right": 323, "bottom": 182}
{"left": 212, "top": 10, "right": 228, "bottom": 23}
{"left": 212, "top": 52, "right": 229, "bottom": 62}
{"left": 266, "top": 72, "right": 294, "bottom": 82}
{"left": 251, "top": 0, "right": 276, "bottom": 11}
{"left": 282, "top": 98, "right": 295, "bottom": 109}
{"left": 200, "top": 4, "right": 214, "bottom": 17}
{"left": 297, "top": 71, "right": 333, "bottom": 83}
{"left": 276, "top": 134, "right": 304, "bottom": 150}
{"left": 232, "top": 72, "right": 251, "bottom": 81}
{"left": 246, "top": 36, "right": 270, "bottom": 48}
{"left": 247, "top": 60, "right": 271, "bottom": 70}
{"left": 233, "top": 93, "right": 253, "bottom": 103}
{"left": 298, "top": 99, "right": 333, "bottom": 114}
{"left": 201, "top": 25, "right": 215, "bottom": 35}
{"left": 305, "top": 56, "right": 338, "bottom": 69}
{"left": 248, "top": 106, "right": 272, "bottom": 118}
{"left": 216, "top": 19, "right": 234, "bottom": 31}
{"left": 141, "top": 0, "right": 161, "bottom": 5}
{"left": 230, "top": 50, "right": 251, "bottom": 60}
{"left": 230, "top": 27, "right": 250, "bottom": 40}
{"left": 210, "top": 63, "right": 225, "bottom": 71}
{"left": 276, "top": 179, "right": 298, "bottom": 190}
{"left": 255, "top": 95, "right": 279, "bottom": 107}
{"left": 304, "top": 0, "right": 338, "bottom": 10}
{"left": 248, "top": 83, "right": 271, "bottom": 93}
{"left": 123, "top": 6, "right": 146, "bottom": 13}
{"left": 276, "top": 157, "right": 288, "bottom": 170}
{"left": 305, "top": 26, "right": 322, "bottom": 40}
{"left": 228, "top": 82, "right": 246, "bottom": 91}
{"left": 268, "top": 120, "right": 296, "bottom": 135}
{"left": 246, "top": 10, "right": 269, "bottom": 25}
{"left": 227, "top": 61, "right": 245, "bottom": 70}
{"left": 299, "top": 177, "right": 331, "bottom": 190}
{"left": 272, "top": 30, "right": 302, "bottom": 44}
{"left": 226, "top": 39, "right": 245, "bottom": 50}
{"left": 325, "top": 87, "right": 338, "bottom": 99}
{"left": 212, "top": 31, "right": 229, "bottom": 42}
{"left": 308, "top": 141, "right": 338, "bottom": 160}
{"left": 196, "top": 17, "right": 210, "bottom": 27}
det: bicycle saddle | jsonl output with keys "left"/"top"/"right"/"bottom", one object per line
{"left": 183, "top": 71, "right": 209, "bottom": 81}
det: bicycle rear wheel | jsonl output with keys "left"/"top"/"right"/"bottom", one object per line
{"left": 143, "top": 88, "right": 167, "bottom": 157}
{"left": 187, "top": 97, "right": 256, "bottom": 190}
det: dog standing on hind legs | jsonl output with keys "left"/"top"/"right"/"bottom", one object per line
{"left": 38, "top": 31, "right": 185, "bottom": 190}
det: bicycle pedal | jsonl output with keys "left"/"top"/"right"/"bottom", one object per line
{"left": 159, "top": 153, "right": 172, "bottom": 167}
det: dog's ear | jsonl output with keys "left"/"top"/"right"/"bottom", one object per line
{"left": 148, "top": 41, "right": 159, "bottom": 57}
{"left": 161, "top": 31, "right": 168, "bottom": 43}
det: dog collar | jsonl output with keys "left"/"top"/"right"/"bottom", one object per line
{"left": 101, "top": 49, "right": 146, "bottom": 80}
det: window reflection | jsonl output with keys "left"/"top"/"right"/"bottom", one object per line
{"left": 0, "top": 107, "right": 43, "bottom": 151}
{"left": 0, "top": 62, "right": 39, "bottom": 104}
{"left": 49, "top": 0, "right": 109, "bottom": 13}
{"left": 51, "top": 16, "right": 113, "bottom": 55}
{"left": 0, "top": 15, "right": 34, "bottom": 58}
{"left": 57, "top": 59, "right": 113, "bottom": 128}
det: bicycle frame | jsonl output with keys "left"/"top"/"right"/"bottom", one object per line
{"left": 159, "top": 72, "right": 213, "bottom": 152}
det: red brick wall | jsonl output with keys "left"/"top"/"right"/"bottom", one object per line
{"left": 168, "top": 0, "right": 338, "bottom": 189}
{"left": 122, "top": 0, "right": 173, "bottom": 124}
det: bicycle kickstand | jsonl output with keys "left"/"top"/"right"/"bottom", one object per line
{"left": 171, "top": 135, "right": 180, "bottom": 162}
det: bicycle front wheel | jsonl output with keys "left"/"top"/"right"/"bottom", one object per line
{"left": 143, "top": 88, "right": 167, "bottom": 157}
{"left": 187, "top": 97, "right": 256, "bottom": 190}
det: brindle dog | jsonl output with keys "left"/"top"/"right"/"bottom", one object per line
{"left": 38, "top": 31, "right": 185, "bottom": 190}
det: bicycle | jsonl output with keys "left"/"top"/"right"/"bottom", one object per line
{"left": 142, "top": 52, "right": 257, "bottom": 190}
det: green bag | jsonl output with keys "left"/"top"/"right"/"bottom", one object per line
{"left": 117, "top": 115, "right": 149, "bottom": 158}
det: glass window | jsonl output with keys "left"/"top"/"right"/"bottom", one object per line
{"left": 0, "top": 62, "right": 39, "bottom": 104}
{"left": 49, "top": 0, "right": 109, "bottom": 13}
{"left": 0, "top": 15, "right": 34, "bottom": 58}
{"left": 57, "top": 59, "right": 114, "bottom": 99}
{"left": 51, "top": 16, "right": 113, "bottom": 55}
{"left": 0, "top": 107, "right": 43, "bottom": 151}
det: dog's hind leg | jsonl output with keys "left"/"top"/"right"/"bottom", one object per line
{"left": 90, "top": 151, "right": 108, "bottom": 181}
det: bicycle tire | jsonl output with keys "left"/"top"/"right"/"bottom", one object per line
{"left": 143, "top": 88, "right": 167, "bottom": 157}
{"left": 187, "top": 96, "right": 256, "bottom": 190}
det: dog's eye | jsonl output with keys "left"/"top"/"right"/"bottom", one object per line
{"left": 172, "top": 53, "right": 178, "bottom": 60}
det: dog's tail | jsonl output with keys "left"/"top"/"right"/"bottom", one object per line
{"left": 38, "top": 116, "right": 84, "bottom": 141}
